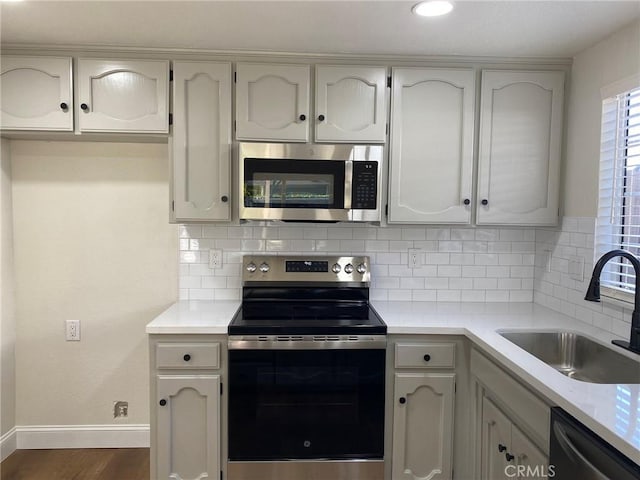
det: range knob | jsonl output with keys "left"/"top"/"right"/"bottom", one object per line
{"left": 259, "top": 262, "right": 270, "bottom": 273}
{"left": 246, "top": 262, "right": 257, "bottom": 273}
{"left": 332, "top": 263, "right": 342, "bottom": 273}
{"left": 344, "top": 263, "right": 354, "bottom": 274}
{"left": 357, "top": 263, "right": 367, "bottom": 274}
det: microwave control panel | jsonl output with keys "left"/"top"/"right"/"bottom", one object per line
{"left": 351, "top": 162, "right": 378, "bottom": 210}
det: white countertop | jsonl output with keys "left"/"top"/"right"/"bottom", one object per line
{"left": 146, "top": 299, "right": 640, "bottom": 463}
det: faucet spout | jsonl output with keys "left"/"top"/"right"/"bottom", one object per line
{"left": 585, "top": 249, "right": 640, "bottom": 354}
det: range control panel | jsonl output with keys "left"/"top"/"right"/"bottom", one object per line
{"left": 242, "top": 256, "right": 370, "bottom": 283}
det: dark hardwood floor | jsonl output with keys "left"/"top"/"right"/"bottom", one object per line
{"left": 0, "top": 448, "right": 149, "bottom": 480}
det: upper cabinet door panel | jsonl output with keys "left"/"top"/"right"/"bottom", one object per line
{"left": 315, "top": 65, "right": 387, "bottom": 143}
{"left": 235, "top": 63, "right": 310, "bottom": 142}
{"left": 477, "top": 70, "right": 564, "bottom": 225}
{"left": 77, "top": 58, "right": 169, "bottom": 133}
{"left": 172, "top": 61, "right": 232, "bottom": 222}
{"left": 388, "top": 67, "right": 475, "bottom": 224}
{"left": 1, "top": 56, "right": 73, "bottom": 131}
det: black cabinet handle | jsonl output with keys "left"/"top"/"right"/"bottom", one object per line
{"left": 318, "top": 114, "right": 325, "bottom": 121}
{"left": 399, "top": 397, "right": 406, "bottom": 404}
{"left": 505, "top": 453, "right": 515, "bottom": 462}
{"left": 80, "top": 103, "right": 89, "bottom": 111}
{"left": 481, "top": 199, "right": 489, "bottom": 206}
{"left": 159, "top": 399, "right": 167, "bottom": 406}
{"left": 463, "top": 198, "right": 471, "bottom": 205}
{"left": 183, "top": 354, "right": 191, "bottom": 362}
{"left": 423, "top": 354, "right": 431, "bottom": 362}
{"left": 299, "top": 114, "right": 306, "bottom": 121}
{"left": 221, "top": 195, "right": 229, "bottom": 203}
{"left": 498, "top": 444, "right": 507, "bottom": 452}
{"left": 60, "top": 102, "right": 68, "bottom": 111}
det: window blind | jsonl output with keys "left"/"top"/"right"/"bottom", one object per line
{"left": 596, "top": 86, "right": 640, "bottom": 293}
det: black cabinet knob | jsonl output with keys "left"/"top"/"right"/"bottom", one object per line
{"left": 463, "top": 198, "right": 471, "bottom": 205}
{"left": 481, "top": 199, "right": 489, "bottom": 206}
{"left": 221, "top": 195, "right": 229, "bottom": 203}
{"left": 423, "top": 354, "right": 431, "bottom": 362}
{"left": 318, "top": 114, "right": 325, "bottom": 121}
{"left": 299, "top": 114, "right": 306, "bottom": 121}
{"left": 183, "top": 354, "right": 191, "bottom": 362}
{"left": 159, "top": 399, "right": 167, "bottom": 406}
{"left": 80, "top": 103, "right": 89, "bottom": 111}
{"left": 505, "top": 453, "right": 515, "bottom": 462}
{"left": 498, "top": 444, "right": 507, "bottom": 452}
{"left": 60, "top": 102, "right": 68, "bottom": 111}
{"left": 399, "top": 397, "right": 406, "bottom": 404}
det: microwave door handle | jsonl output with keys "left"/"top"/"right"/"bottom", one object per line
{"left": 553, "top": 422, "right": 608, "bottom": 480}
{"left": 344, "top": 161, "right": 352, "bottom": 210}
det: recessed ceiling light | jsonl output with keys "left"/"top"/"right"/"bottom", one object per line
{"left": 412, "top": 1, "right": 454, "bottom": 17}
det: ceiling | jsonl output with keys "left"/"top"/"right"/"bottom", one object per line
{"left": 1, "top": 0, "right": 639, "bottom": 58}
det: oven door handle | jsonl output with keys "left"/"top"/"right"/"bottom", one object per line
{"left": 228, "top": 335, "right": 387, "bottom": 350}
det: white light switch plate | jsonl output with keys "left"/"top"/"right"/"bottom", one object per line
{"left": 568, "top": 256, "right": 585, "bottom": 282}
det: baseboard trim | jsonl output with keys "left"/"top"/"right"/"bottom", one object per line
{"left": 16, "top": 424, "right": 150, "bottom": 449}
{"left": 1, "top": 427, "right": 17, "bottom": 461}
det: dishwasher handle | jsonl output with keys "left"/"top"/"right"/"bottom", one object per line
{"left": 553, "top": 421, "right": 609, "bottom": 480}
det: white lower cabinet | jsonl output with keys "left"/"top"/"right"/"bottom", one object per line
{"left": 156, "top": 375, "right": 220, "bottom": 480}
{"left": 392, "top": 373, "right": 456, "bottom": 480}
{"left": 472, "top": 348, "right": 550, "bottom": 480}
{"left": 481, "top": 397, "right": 547, "bottom": 480}
{"left": 150, "top": 337, "right": 225, "bottom": 480}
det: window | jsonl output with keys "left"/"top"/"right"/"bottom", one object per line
{"left": 596, "top": 84, "right": 640, "bottom": 298}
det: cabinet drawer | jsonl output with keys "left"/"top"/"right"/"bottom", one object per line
{"left": 395, "top": 343, "right": 456, "bottom": 368}
{"left": 156, "top": 343, "right": 220, "bottom": 369}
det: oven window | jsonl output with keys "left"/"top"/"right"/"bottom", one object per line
{"left": 243, "top": 158, "right": 345, "bottom": 209}
{"left": 228, "top": 349, "right": 385, "bottom": 461}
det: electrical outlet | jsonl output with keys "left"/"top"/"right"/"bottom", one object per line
{"left": 408, "top": 248, "right": 423, "bottom": 269}
{"left": 568, "top": 256, "right": 585, "bottom": 282}
{"left": 209, "top": 249, "right": 223, "bottom": 269}
{"left": 65, "top": 320, "right": 80, "bottom": 341}
{"left": 113, "top": 401, "right": 128, "bottom": 418}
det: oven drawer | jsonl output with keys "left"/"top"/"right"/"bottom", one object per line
{"left": 156, "top": 342, "right": 220, "bottom": 369}
{"left": 395, "top": 343, "right": 456, "bottom": 368}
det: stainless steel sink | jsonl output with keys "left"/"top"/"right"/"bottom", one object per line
{"left": 498, "top": 330, "right": 640, "bottom": 384}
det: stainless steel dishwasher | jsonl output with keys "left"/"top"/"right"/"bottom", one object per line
{"left": 549, "top": 407, "right": 640, "bottom": 480}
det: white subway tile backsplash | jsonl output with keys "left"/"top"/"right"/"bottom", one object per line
{"left": 179, "top": 224, "right": 538, "bottom": 303}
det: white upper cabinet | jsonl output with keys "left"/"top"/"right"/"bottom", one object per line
{"left": 477, "top": 70, "right": 564, "bottom": 225}
{"left": 235, "top": 63, "right": 310, "bottom": 142}
{"left": 171, "top": 61, "right": 232, "bottom": 222}
{"left": 0, "top": 56, "right": 73, "bottom": 131}
{"left": 77, "top": 58, "right": 169, "bottom": 133}
{"left": 235, "top": 63, "right": 387, "bottom": 143}
{"left": 388, "top": 67, "right": 476, "bottom": 224}
{"left": 315, "top": 65, "right": 387, "bottom": 143}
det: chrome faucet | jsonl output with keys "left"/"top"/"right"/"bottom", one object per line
{"left": 585, "top": 249, "right": 640, "bottom": 354}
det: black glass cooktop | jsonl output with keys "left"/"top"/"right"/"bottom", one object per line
{"left": 228, "top": 287, "right": 386, "bottom": 335}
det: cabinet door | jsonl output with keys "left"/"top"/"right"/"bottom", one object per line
{"left": 481, "top": 397, "right": 511, "bottom": 480}
{"left": 77, "top": 58, "right": 169, "bottom": 133}
{"left": 1, "top": 56, "right": 73, "bottom": 131}
{"left": 315, "top": 65, "right": 387, "bottom": 143}
{"left": 171, "top": 61, "right": 231, "bottom": 222}
{"left": 235, "top": 63, "right": 310, "bottom": 142}
{"left": 388, "top": 68, "right": 475, "bottom": 224}
{"left": 392, "top": 373, "right": 455, "bottom": 480}
{"left": 156, "top": 375, "right": 220, "bottom": 480}
{"left": 511, "top": 424, "right": 549, "bottom": 479}
{"left": 477, "top": 70, "right": 564, "bottom": 225}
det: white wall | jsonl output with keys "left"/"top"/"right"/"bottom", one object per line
{"left": 1, "top": 138, "right": 16, "bottom": 446}
{"left": 11, "top": 140, "right": 178, "bottom": 428}
{"left": 563, "top": 19, "right": 640, "bottom": 216}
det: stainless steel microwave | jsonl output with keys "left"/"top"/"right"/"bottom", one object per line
{"left": 239, "top": 143, "right": 383, "bottom": 222}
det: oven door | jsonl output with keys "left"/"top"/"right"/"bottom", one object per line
{"left": 240, "top": 156, "right": 350, "bottom": 222}
{"left": 228, "top": 347, "right": 385, "bottom": 461}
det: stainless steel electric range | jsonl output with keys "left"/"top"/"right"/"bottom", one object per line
{"left": 227, "top": 255, "right": 386, "bottom": 480}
